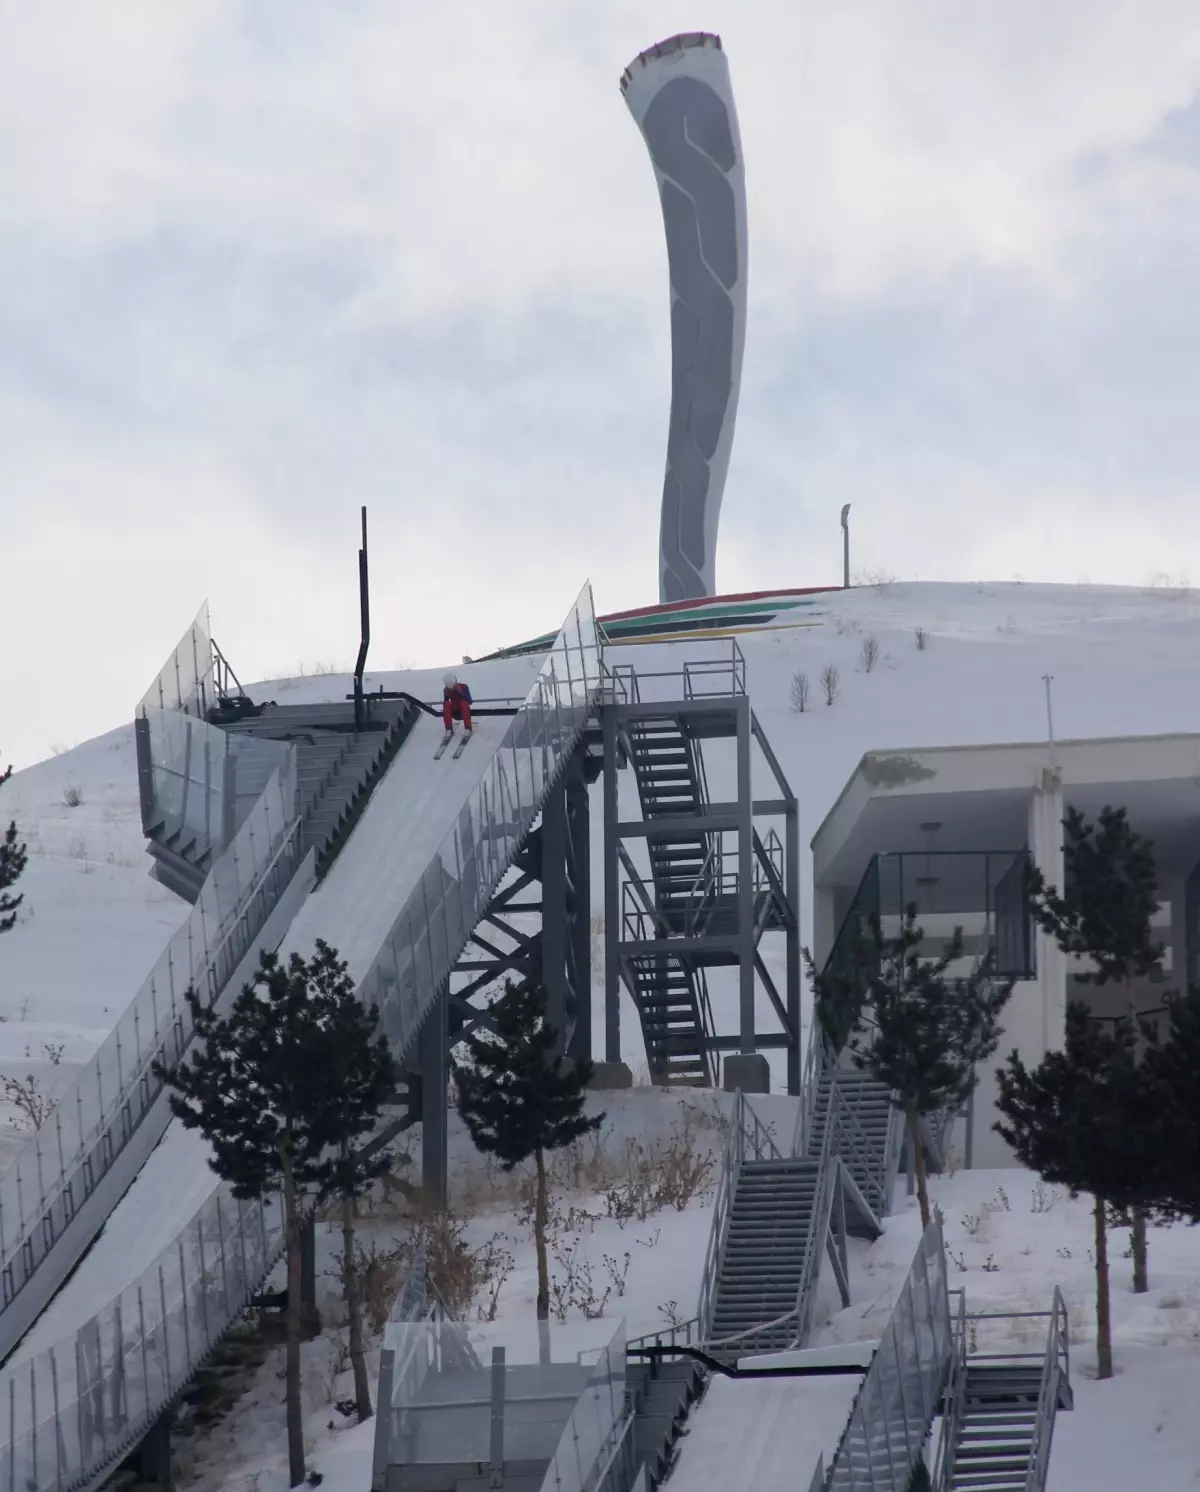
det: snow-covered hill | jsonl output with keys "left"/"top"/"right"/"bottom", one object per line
{"left": 3, "top": 581, "right": 1200, "bottom": 1490}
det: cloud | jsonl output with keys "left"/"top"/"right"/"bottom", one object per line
{"left": 4, "top": 1, "right": 1200, "bottom": 767}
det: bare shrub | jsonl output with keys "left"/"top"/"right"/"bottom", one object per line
{"left": 600, "top": 1109, "right": 717, "bottom": 1224}
{"left": 789, "top": 671, "right": 811, "bottom": 713}
{"left": 859, "top": 636, "right": 880, "bottom": 673}
{"left": 658, "top": 1300, "right": 684, "bottom": 1329}
{"left": 3, "top": 1074, "right": 57, "bottom": 1130}
{"left": 63, "top": 785, "right": 84, "bottom": 808}
{"left": 350, "top": 1210, "right": 513, "bottom": 1333}
{"left": 854, "top": 568, "right": 897, "bottom": 592}
{"left": 3, "top": 1042, "right": 64, "bottom": 1132}
{"left": 820, "top": 663, "right": 840, "bottom": 706}
{"left": 1030, "top": 1180, "right": 1058, "bottom": 1214}
{"left": 549, "top": 1235, "right": 611, "bottom": 1321}
{"left": 914, "top": 626, "right": 929, "bottom": 651}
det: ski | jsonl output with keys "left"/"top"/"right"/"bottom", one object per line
{"left": 434, "top": 731, "right": 453, "bottom": 760}
{"left": 452, "top": 730, "right": 474, "bottom": 759}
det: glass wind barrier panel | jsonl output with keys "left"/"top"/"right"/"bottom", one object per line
{"left": 137, "top": 603, "right": 215, "bottom": 720}
{"left": 361, "top": 582, "right": 601, "bottom": 1064}
{"left": 385, "top": 1317, "right": 618, "bottom": 1475}
{"left": 824, "top": 1223, "right": 950, "bottom": 1492}
{"left": 823, "top": 851, "right": 1034, "bottom": 1000}
{"left": 1, "top": 1178, "right": 285, "bottom": 1492}
{"left": 141, "top": 709, "right": 294, "bottom": 860}
{"left": 0, "top": 760, "right": 300, "bottom": 1318}
{"left": 539, "top": 1322, "right": 626, "bottom": 1492}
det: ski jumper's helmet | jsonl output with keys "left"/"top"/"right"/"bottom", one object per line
{"left": 443, "top": 672, "right": 457, "bottom": 689}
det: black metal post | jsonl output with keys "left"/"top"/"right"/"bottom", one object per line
{"left": 353, "top": 506, "right": 370, "bottom": 731}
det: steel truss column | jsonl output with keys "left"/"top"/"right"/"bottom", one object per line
{"left": 541, "top": 754, "right": 592, "bottom": 1061}
{"left": 736, "top": 694, "right": 754, "bottom": 1055}
{"left": 420, "top": 994, "right": 449, "bottom": 1210}
{"left": 603, "top": 701, "right": 621, "bottom": 1063}
{"left": 606, "top": 684, "right": 803, "bottom": 1094}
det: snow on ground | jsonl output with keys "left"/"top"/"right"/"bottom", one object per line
{"left": 0, "top": 726, "right": 188, "bottom": 1163}
{"left": 670, "top": 1375, "right": 860, "bottom": 1492}
{"left": 168, "top": 1143, "right": 1200, "bottom": 1492}
{"left": 6, "top": 582, "right": 1200, "bottom": 1487}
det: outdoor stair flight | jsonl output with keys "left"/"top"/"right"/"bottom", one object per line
{"left": 622, "top": 716, "right": 717, "bottom": 1085}
{"left": 805, "top": 1230, "right": 1072, "bottom": 1492}
{"left": 948, "top": 1362, "right": 1046, "bottom": 1491}
{"left": 708, "top": 1155, "right": 826, "bottom": 1350}
{"left": 701, "top": 1036, "right": 898, "bottom": 1357}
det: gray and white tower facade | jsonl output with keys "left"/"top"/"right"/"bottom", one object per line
{"left": 622, "top": 33, "right": 748, "bottom": 603}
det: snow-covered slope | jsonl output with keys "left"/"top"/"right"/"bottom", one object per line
{"left": 9, "top": 580, "right": 1198, "bottom": 1102}
{"left": 5, "top": 581, "right": 1200, "bottom": 1491}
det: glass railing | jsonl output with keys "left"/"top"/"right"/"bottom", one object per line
{"left": 0, "top": 581, "right": 602, "bottom": 1492}
{"left": 0, "top": 762, "right": 299, "bottom": 1326}
{"left": 3, "top": 1178, "right": 283, "bottom": 1492}
{"left": 821, "top": 1222, "right": 952, "bottom": 1492}
{"left": 538, "top": 1322, "right": 627, "bottom": 1492}
{"left": 380, "top": 1316, "right": 619, "bottom": 1478}
{"left": 140, "top": 707, "right": 294, "bottom": 860}
{"left": 820, "top": 851, "right": 1034, "bottom": 1050}
{"left": 361, "top": 582, "right": 602, "bottom": 1061}
{"left": 137, "top": 604, "right": 216, "bottom": 720}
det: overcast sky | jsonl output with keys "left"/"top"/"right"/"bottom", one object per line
{"left": 5, "top": 1, "right": 1200, "bottom": 768}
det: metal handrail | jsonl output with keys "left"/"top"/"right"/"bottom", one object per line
{"left": 696, "top": 1093, "right": 781, "bottom": 1336}
{"left": 933, "top": 1289, "right": 969, "bottom": 1492}
{"left": 794, "top": 1094, "right": 842, "bottom": 1343}
{"left": 627, "top": 1317, "right": 700, "bottom": 1356}
{"left": 828, "top": 1076, "right": 887, "bottom": 1214}
{"left": 693, "top": 967, "right": 718, "bottom": 1077}
{"left": 819, "top": 1223, "right": 950, "bottom": 1492}
{"left": 793, "top": 1018, "right": 829, "bottom": 1158}
{"left": 1024, "top": 1288, "right": 1069, "bottom": 1492}
{"left": 706, "top": 1102, "right": 841, "bottom": 1358}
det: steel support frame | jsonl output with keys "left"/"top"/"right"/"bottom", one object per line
{"left": 419, "top": 748, "right": 593, "bottom": 1207}
{"left": 603, "top": 694, "right": 802, "bottom": 1093}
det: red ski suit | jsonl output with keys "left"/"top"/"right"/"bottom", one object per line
{"left": 443, "top": 683, "right": 472, "bottom": 731}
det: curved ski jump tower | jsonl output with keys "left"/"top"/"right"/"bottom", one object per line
{"left": 622, "top": 33, "right": 748, "bottom": 603}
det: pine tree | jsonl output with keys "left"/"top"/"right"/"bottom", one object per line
{"left": 154, "top": 940, "right": 395, "bottom": 1486}
{"left": 995, "top": 1003, "right": 1161, "bottom": 1379}
{"left": 809, "top": 907, "right": 1011, "bottom": 1229}
{"left": 452, "top": 980, "right": 603, "bottom": 1320}
{"left": 1, "top": 760, "right": 28, "bottom": 935}
{"left": 1026, "top": 805, "right": 1162, "bottom": 1290}
{"left": 1141, "top": 986, "right": 1200, "bottom": 1221}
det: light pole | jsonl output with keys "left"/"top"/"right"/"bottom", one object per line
{"left": 840, "top": 504, "right": 851, "bottom": 589}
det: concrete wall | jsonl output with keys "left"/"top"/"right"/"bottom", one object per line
{"left": 969, "top": 777, "right": 1063, "bottom": 1168}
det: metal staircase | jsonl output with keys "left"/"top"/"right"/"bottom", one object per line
{"left": 708, "top": 1155, "right": 825, "bottom": 1349}
{"left": 805, "top": 1063, "right": 898, "bottom": 1228}
{"left": 626, "top": 1354, "right": 708, "bottom": 1488}
{"left": 228, "top": 699, "right": 418, "bottom": 877}
{"left": 935, "top": 1290, "right": 1072, "bottom": 1492}
{"left": 623, "top": 952, "right": 715, "bottom": 1086}
{"left": 948, "top": 1363, "right": 1043, "bottom": 1491}
{"left": 621, "top": 716, "right": 717, "bottom": 1083}
{"left": 698, "top": 1085, "right": 882, "bottom": 1359}
{"left": 145, "top": 698, "right": 418, "bottom": 900}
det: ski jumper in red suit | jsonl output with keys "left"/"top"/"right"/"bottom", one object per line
{"left": 443, "top": 682, "right": 472, "bottom": 732}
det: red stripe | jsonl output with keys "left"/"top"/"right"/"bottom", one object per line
{"left": 599, "top": 585, "right": 840, "bottom": 624}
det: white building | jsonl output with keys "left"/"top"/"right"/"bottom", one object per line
{"left": 811, "top": 733, "right": 1200, "bottom": 1167}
